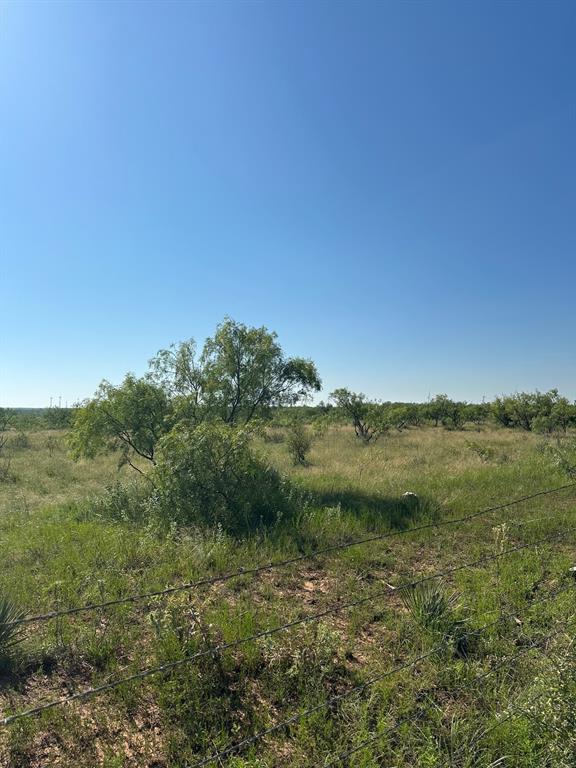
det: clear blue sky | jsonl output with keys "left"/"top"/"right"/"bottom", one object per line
{"left": 1, "top": 0, "right": 575, "bottom": 407}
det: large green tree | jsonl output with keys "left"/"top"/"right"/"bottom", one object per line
{"left": 71, "top": 318, "right": 321, "bottom": 472}
{"left": 200, "top": 318, "right": 321, "bottom": 423}
{"left": 148, "top": 318, "right": 321, "bottom": 423}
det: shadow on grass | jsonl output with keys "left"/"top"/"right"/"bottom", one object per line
{"left": 309, "top": 488, "right": 441, "bottom": 530}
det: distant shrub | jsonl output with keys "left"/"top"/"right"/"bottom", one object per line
{"left": 0, "top": 408, "right": 15, "bottom": 483}
{"left": 10, "top": 432, "right": 30, "bottom": 451}
{"left": 286, "top": 422, "right": 313, "bottom": 465}
{"left": 263, "top": 427, "right": 285, "bottom": 444}
{"left": 44, "top": 406, "right": 74, "bottom": 429}
{"left": 426, "top": 394, "right": 466, "bottom": 429}
{"left": 310, "top": 416, "right": 331, "bottom": 439}
{"left": 153, "top": 423, "right": 297, "bottom": 535}
{"left": 492, "top": 390, "right": 576, "bottom": 432}
{"left": 45, "top": 435, "right": 60, "bottom": 457}
{"left": 545, "top": 438, "right": 576, "bottom": 479}
{"left": 465, "top": 440, "right": 496, "bottom": 463}
{"left": 0, "top": 457, "right": 14, "bottom": 484}
{"left": 329, "top": 388, "right": 385, "bottom": 444}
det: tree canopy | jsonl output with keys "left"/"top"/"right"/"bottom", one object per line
{"left": 71, "top": 318, "right": 321, "bottom": 469}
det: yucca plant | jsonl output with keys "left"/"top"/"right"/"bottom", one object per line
{"left": 0, "top": 596, "right": 27, "bottom": 667}
{"left": 401, "top": 581, "right": 458, "bottom": 631}
{"left": 401, "top": 581, "right": 471, "bottom": 656}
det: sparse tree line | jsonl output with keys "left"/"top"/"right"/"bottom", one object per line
{"left": 273, "top": 389, "right": 576, "bottom": 444}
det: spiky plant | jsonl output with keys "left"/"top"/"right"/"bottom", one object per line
{"left": 0, "top": 596, "right": 26, "bottom": 664}
{"left": 401, "top": 581, "right": 466, "bottom": 642}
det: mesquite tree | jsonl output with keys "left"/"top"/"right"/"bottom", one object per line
{"left": 71, "top": 319, "right": 321, "bottom": 472}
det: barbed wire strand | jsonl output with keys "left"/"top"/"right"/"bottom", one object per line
{"left": 2, "top": 525, "right": 573, "bottom": 726}
{"left": 5, "top": 481, "right": 576, "bottom": 629}
{"left": 178, "top": 584, "right": 576, "bottom": 768}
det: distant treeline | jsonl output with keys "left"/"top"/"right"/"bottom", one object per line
{"left": 4, "top": 407, "right": 75, "bottom": 431}
{"left": 275, "top": 389, "right": 576, "bottom": 439}
{"left": 3, "top": 389, "right": 575, "bottom": 436}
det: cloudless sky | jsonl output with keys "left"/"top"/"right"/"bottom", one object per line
{"left": 1, "top": 0, "right": 575, "bottom": 407}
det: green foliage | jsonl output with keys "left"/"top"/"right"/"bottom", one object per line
{"left": 329, "top": 388, "right": 385, "bottom": 443}
{"left": 544, "top": 437, "right": 576, "bottom": 478}
{"left": 44, "top": 407, "right": 74, "bottom": 429}
{"left": 0, "top": 408, "right": 14, "bottom": 483}
{"left": 258, "top": 623, "right": 342, "bottom": 700}
{"left": 148, "top": 317, "right": 321, "bottom": 425}
{"left": 199, "top": 318, "right": 321, "bottom": 423}
{"left": 1, "top": 421, "right": 574, "bottom": 765}
{"left": 492, "top": 389, "right": 576, "bottom": 433}
{"left": 286, "top": 422, "right": 313, "bottom": 465}
{"left": 68, "top": 375, "right": 170, "bottom": 470}
{"left": 465, "top": 440, "right": 497, "bottom": 463}
{"left": 401, "top": 581, "right": 460, "bottom": 635}
{"left": 526, "top": 643, "right": 576, "bottom": 765}
{"left": 401, "top": 582, "right": 470, "bottom": 655}
{"left": 152, "top": 422, "right": 297, "bottom": 534}
{"left": 426, "top": 393, "right": 466, "bottom": 429}
{"left": 0, "top": 596, "right": 26, "bottom": 669}
{"left": 463, "top": 402, "right": 490, "bottom": 426}
{"left": 71, "top": 319, "right": 321, "bottom": 476}
{"left": 81, "top": 481, "right": 151, "bottom": 524}
{"left": 384, "top": 403, "right": 423, "bottom": 431}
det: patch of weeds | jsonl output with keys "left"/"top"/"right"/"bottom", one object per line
{"left": 258, "top": 622, "right": 344, "bottom": 702}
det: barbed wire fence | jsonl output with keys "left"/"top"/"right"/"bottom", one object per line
{"left": 4, "top": 481, "right": 575, "bottom": 630}
{"left": 1, "top": 481, "right": 576, "bottom": 766}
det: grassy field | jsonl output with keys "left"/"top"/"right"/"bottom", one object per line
{"left": 1, "top": 426, "right": 575, "bottom": 767}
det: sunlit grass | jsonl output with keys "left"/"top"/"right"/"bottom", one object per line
{"left": 0, "top": 425, "right": 575, "bottom": 767}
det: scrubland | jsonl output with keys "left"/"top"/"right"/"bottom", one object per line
{"left": 0, "top": 425, "right": 575, "bottom": 767}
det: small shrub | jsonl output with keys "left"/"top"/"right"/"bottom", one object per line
{"left": 311, "top": 416, "right": 330, "bottom": 439}
{"left": 0, "top": 455, "right": 15, "bottom": 483}
{"left": 258, "top": 623, "right": 342, "bottom": 700}
{"left": 45, "top": 435, "right": 60, "bottom": 457}
{"left": 286, "top": 422, "right": 313, "bottom": 465}
{"left": 545, "top": 438, "right": 576, "bottom": 479}
{"left": 10, "top": 432, "right": 30, "bottom": 451}
{"left": 466, "top": 440, "right": 496, "bottom": 463}
{"left": 263, "top": 427, "right": 285, "bottom": 444}
{"left": 81, "top": 481, "right": 150, "bottom": 523}
{"left": 153, "top": 423, "right": 297, "bottom": 535}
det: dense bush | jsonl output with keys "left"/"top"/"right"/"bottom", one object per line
{"left": 491, "top": 390, "right": 576, "bottom": 433}
{"left": 153, "top": 423, "right": 297, "bottom": 534}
